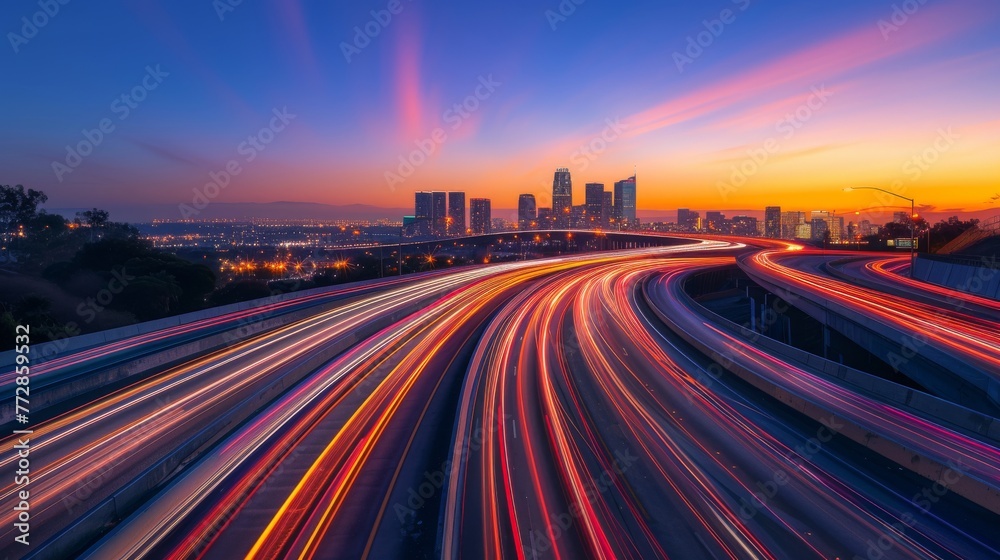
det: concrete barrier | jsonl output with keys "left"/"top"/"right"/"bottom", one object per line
{"left": 643, "top": 269, "right": 1000, "bottom": 515}
{"left": 0, "top": 274, "right": 432, "bottom": 428}
{"left": 738, "top": 255, "right": 1000, "bottom": 412}
{"left": 0, "top": 274, "right": 421, "bottom": 369}
{"left": 913, "top": 255, "right": 1000, "bottom": 300}
{"left": 26, "top": 296, "right": 436, "bottom": 560}
{"left": 0, "top": 294, "right": 351, "bottom": 427}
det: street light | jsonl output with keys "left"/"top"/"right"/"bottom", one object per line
{"left": 844, "top": 187, "right": 915, "bottom": 278}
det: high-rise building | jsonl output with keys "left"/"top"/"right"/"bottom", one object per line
{"left": 811, "top": 217, "right": 829, "bottom": 241}
{"left": 448, "top": 192, "right": 465, "bottom": 235}
{"left": 518, "top": 194, "right": 537, "bottom": 230}
{"left": 402, "top": 215, "right": 416, "bottom": 236}
{"left": 602, "top": 191, "right": 613, "bottom": 228}
{"left": 677, "top": 208, "right": 696, "bottom": 231}
{"left": 613, "top": 175, "right": 637, "bottom": 229}
{"left": 572, "top": 204, "right": 587, "bottom": 228}
{"left": 585, "top": 183, "right": 605, "bottom": 229}
{"left": 731, "top": 215, "right": 758, "bottom": 237}
{"left": 414, "top": 191, "right": 433, "bottom": 236}
{"left": 431, "top": 191, "right": 447, "bottom": 236}
{"left": 705, "top": 211, "right": 725, "bottom": 233}
{"left": 552, "top": 168, "right": 573, "bottom": 228}
{"left": 537, "top": 207, "right": 553, "bottom": 230}
{"left": 764, "top": 206, "right": 781, "bottom": 239}
{"left": 470, "top": 198, "right": 492, "bottom": 234}
{"left": 781, "top": 211, "right": 806, "bottom": 239}
{"left": 810, "top": 210, "right": 842, "bottom": 242}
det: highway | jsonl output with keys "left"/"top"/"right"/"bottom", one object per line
{"left": 826, "top": 254, "right": 1000, "bottom": 320}
{"left": 1, "top": 264, "right": 516, "bottom": 556}
{"left": 62, "top": 242, "right": 732, "bottom": 557}
{"left": 443, "top": 257, "right": 1000, "bottom": 559}
{"left": 739, "top": 249, "right": 1000, "bottom": 405}
{"left": 0, "top": 237, "right": 997, "bottom": 559}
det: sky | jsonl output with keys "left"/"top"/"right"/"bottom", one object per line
{"left": 2, "top": 0, "right": 999, "bottom": 223}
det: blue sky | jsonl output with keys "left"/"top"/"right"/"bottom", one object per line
{"left": 3, "top": 0, "right": 999, "bottom": 219}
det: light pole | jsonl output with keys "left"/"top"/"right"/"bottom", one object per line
{"left": 844, "top": 187, "right": 915, "bottom": 278}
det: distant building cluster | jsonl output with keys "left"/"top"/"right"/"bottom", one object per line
{"left": 404, "top": 190, "right": 499, "bottom": 236}
{"left": 526, "top": 168, "right": 637, "bottom": 231}
{"left": 673, "top": 206, "right": 875, "bottom": 243}
{"left": 401, "top": 169, "right": 884, "bottom": 245}
{"left": 405, "top": 167, "right": 638, "bottom": 238}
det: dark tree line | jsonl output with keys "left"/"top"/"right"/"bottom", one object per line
{"left": 861, "top": 215, "right": 979, "bottom": 252}
{"left": 1, "top": 184, "right": 217, "bottom": 348}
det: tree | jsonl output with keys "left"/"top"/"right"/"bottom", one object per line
{"left": 77, "top": 208, "right": 109, "bottom": 228}
{"left": 76, "top": 208, "right": 110, "bottom": 241}
{"left": 1, "top": 184, "right": 48, "bottom": 259}
{"left": 116, "top": 272, "right": 184, "bottom": 321}
{"left": 209, "top": 280, "right": 272, "bottom": 306}
{"left": 929, "top": 216, "right": 979, "bottom": 251}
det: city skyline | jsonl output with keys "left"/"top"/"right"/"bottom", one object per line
{"left": 399, "top": 166, "right": 895, "bottom": 246}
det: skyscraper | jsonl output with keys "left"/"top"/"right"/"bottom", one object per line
{"left": 431, "top": 191, "right": 447, "bottom": 236}
{"left": 537, "top": 207, "right": 553, "bottom": 230}
{"left": 470, "top": 198, "right": 492, "bottom": 234}
{"left": 518, "top": 194, "right": 536, "bottom": 230}
{"left": 764, "top": 206, "right": 781, "bottom": 239}
{"left": 705, "top": 211, "right": 725, "bottom": 233}
{"left": 572, "top": 204, "right": 587, "bottom": 228}
{"left": 602, "top": 191, "right": 613, "bottom": 228}
{"left": 811, "top": 210, "right": 842, "bottom": 241}
{"left": 414, "top": 191, "right": 433, "bottom": 236}
{"left": 552, "top": 168, "right": 572, "bottom": 228}
{"left": 585, "top": 183, "right": 605, "bottom": 229}
{"left": 677, "top": 208, "right": 694, "bottom": 231}
{"left": 613, "top": 175, "right": 637, "bottom": 229}
{"left": 448, "top": 192, "right": 465, "bottom": 235}
{"left": 781, "top": 211, "right": 806, "bottom": 239}
{"left": 731, "top": 215, "right": 758, "bottom": 237}
{"left": 811, "top": 217, "right": 829, "bottom": 241}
